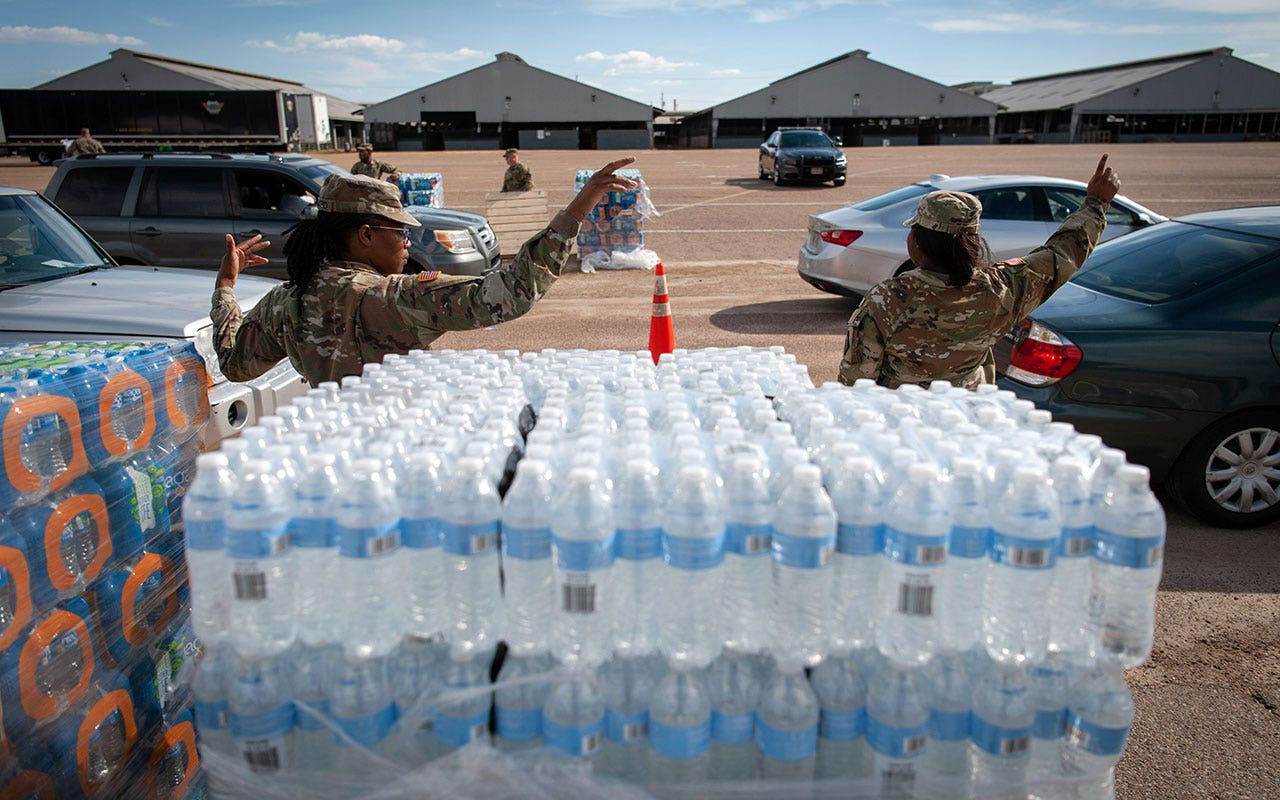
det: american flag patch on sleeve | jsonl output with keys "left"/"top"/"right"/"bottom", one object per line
{"left": 416, "top": 269, "right": 441, "bottom": 282}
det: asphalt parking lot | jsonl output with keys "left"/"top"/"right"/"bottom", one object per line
{"left": 2, "top": 141, "right": 1278, "bottom": 797}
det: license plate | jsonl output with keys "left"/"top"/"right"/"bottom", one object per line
{"left": 809, "top": 167, "right": 825, "bottom": 175}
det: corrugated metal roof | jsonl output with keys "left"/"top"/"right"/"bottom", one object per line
{"left": 984, "top": 57, "right": 1199, "bottom": 112}
{"left": 123, "top": 49, "right": 308, "bottom": 91}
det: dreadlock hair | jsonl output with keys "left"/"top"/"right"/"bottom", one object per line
{"left": 281, "top": 211, "right": 380, "bottom": 298}
{"left": 910, "top": 224, "right": 992, "bottom": 287}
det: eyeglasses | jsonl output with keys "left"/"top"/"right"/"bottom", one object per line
{"left": 367, "top": 225, "right": 411, "bottom": 243}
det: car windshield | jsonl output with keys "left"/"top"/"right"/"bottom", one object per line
{"left": 848, "top": 183, "right": 933, "bottom": 212}
{"left": 779, "top": 131, "right": 833, "bottom": 148}
{"left": 0, "top": 194, "right": 112, "bottom": 289}
{"left": 1073, "top": 220, "right": 1280, "bottom": 303}
{"left": 299, "top": 162, "right": 349, "bottom": 183}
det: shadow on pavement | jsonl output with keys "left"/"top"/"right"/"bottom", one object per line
{"left": 1150, "top": 488, "right": 1278, "bottom": 595}
{"left": 723, "top": 177, "right": 841, "bottom": 190}
{"left": 710, "top": 297, "right": 855, "bottom": 335}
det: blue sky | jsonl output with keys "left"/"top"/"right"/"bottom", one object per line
{"left": 1, "top": 0, "right": 1277, "bottom": 111}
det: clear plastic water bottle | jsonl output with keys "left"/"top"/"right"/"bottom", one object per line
{"left": 755, "top": 664, "right": 820, "bottom": 781}
{"left": 500, "top": 458, "right": 555, "bottom": 655}
{"left": 939, "top": 457, "right": 988, "bottom": 654}
{"left": 183, "top": 453, "right": 234, "bottom": 647}
{"left": 877, "top": 462, "right": 950, "bottom": 667}
{"left": 229, "top": 654, "right": 296, "bottom": 773}
{"left": 399, "top": 451, "right": 447, "bottom": 643}
{"left": 1028, "top": 654, "right": 1071, "bottom": 785}
{"left": 922, "top": 650, "right": 973, "bottom": 788}
{"left": 649, "top": 665, "right": 712, "bottom": 782}
{"left": 611, "top": 458, "right": 664, "bottom": 659}
{"left": 660, "top": 464, "right": 726, "bottom": 670}
{"left": 439, "top": 458, "right": 504, "bottom": 656}
{"left": 721, "top": 456, "right": 774, "bottom": 655}
{"left": 1049, "top": 457, "right": 1096, "bottom": 661}
{"left": 291, "top": 643, "right": 339, "bottom": 771}
{"left": 551, "top": 467, "right": 615, "bottom": 669}
{"left": 494, "top": 650, "right": 554, "bottom": 753}
{"left": 970, "top": 662, "right": 1033, "bottom": 790}
{"left": 434, "top": 649, "right": 492, "bottom": 751}
{"left": 811, "top": 650, "right": 872, "bottom": 781}
{"left": 598, "top": 653, "right": 663, "bottom": 781}
{"left": 225, "top": 460, "right": 295, "bottom": 658}
{"left": 828, "top": 455, "right": 885, "bottom": 654}
{"left": 334, "top": 458, "right": 404, "bottom": 659}
{"left": 387, "top": 637, "right": 444, "bottom": 766}
{"left": 1062, "top": 658, "right": 1132, "bottom": 786}
{"left": 331, "top": 654, "right": 399, "bottom": 770}
{"left": 769, "top": 464, "right": 836, "bottom": 670}
{"left": 291, "top": 452, "right": 341, "bottom": 648}
{"left": 1092, "top": 465, "right": 1165, "bottom": 668}
{"left": 867, "top": 664, "right": 930, "bottom": 797}
{"left": 543, "top": 668, "right": 606, "bottom": 759}
{"left": 706, "top": 649, "right": 761, "bottom": 781}
{"left": 193, "top": 645, "right": 237, "bottom": 759}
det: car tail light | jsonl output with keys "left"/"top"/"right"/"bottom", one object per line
{"left": 1006, "top": 319, "right": 1082, "bottom": 386}
{"left": 819, "top": 229, "right": 862, "bottom": 247}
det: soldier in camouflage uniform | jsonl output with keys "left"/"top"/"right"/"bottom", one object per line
{"left": 839, "top": 154, "right": 1121, "bottom": 389}
{"left": 501, "top": 148, "right": 534, "bottom": 192}
{"left": 350, "top": 143, "right": 399, "bottom": 182}
{"left": 65, "top": 128, "right": 106, "bottom": 156}
{"left": 212, "top": 159, "right": 638, "bottom": 386}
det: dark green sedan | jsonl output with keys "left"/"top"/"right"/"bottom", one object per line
{"left": 997, "top": 206, "right": 1280, "bottom": 529}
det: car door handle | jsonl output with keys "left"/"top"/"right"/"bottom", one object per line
{"left": 135, "top": 227, "right": 163, "bottom": 237}
{"left": 244, "top": 229, "right": 264, "bottom": 237}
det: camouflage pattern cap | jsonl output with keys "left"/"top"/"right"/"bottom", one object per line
{"left": 503, "top": 148, "right": 519, "bottom": 156}
{"left": 902, "top": 190, "right": 982, "bottom": 234}
{"left": 356, "top": 142, "right": 373, "bottom": 152}
{"left": 317, "top": 174, "right": 420, "bottom": 226}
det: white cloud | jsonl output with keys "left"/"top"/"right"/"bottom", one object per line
{"left": 652, "top": 79, "right": 685, "bottom": 86}
{"left": 145, "top": 17, "right": 176, "bottom": 28}
{"left": 710, "top": 68, "right": 742, "bottom": 76}
{"left": 575, "top": 50, "right": 694, "bottom": 76}
{"left": 0, "top": 25, "right": 144, "bottom": 46}
{"left": 248, "top": 32, "right": 407, "bottom": 55}
{"left": 1121, "top": 0, "right": 1279, "bottom": 12}
{"left": 432, "top": 48, "right": 484, "bottom": 61}
{"left": 923, "top": 14, "right": 1089, "bottom": 33}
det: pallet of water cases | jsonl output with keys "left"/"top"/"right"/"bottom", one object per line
{"left": 0, "top": 340, "right": 210, "bottom": 800}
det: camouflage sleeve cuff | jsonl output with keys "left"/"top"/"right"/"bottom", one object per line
{"left": 548, "top": 211, "right": 581, "bottom": 242}
{"left": 211, "top": 286, "right": 240, "bottom": 320}
{"left": 1084, "top": 195, "right": 1110, "bottom": 211}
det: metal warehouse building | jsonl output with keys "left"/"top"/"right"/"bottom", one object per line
{"left": 361, "top": 52, "right": 659, "bottom": 151}
{"left": 680, "top": 50, "right": 1000, "bottom": 148}
{"left": 985, "top": 47, "right": 1280, "bottom": 144}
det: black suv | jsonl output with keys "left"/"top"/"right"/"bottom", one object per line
{"left": 44, "top": 152, "right": 501, "bottom": 279}
{"left": 758, "top": 128, "right": 846, "bottom": 187}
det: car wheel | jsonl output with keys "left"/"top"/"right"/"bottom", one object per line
{"left": 834, "top": 177, "right": 846, "bottom": 187}
{"left": 773, "top": 166, "right": 784, "bottom": 187}
{"left": 36, "top": 150, "right": 55, "bottom": 166}
{"left": 759, "top": 160, "right": 768, "bottom": 180}
{"left": 1171, "top": 410, "right": 1280, "bottom": 529}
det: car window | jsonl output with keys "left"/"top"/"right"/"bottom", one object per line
{"left": 1043, "top": 187, "right": 1140, "bottom": 226}
{"left": 779, "top": 131, "right": 833, "bottom": 148}
{"left": 851, "top": 184, "right": 932, "bottom": 212}
{"left": 51, "top": 167, "right": 134, "bottom": 217}
{"left": 298, "top": 162, "right": 347, "bottom": 183}
{"left": 136, "top": 167, "right": 227, "bottom": 218}
{"left": 233, "top": 169, "right": 316, "bottom": 220}
{"left": 0, "top": 194, "right": 111, "bottom": 287}
{"left": 973, "top": 188, "right": 1036, "bottom": 222}
{"left": 1073, "top": 222, "right": 1280, "bottom": 303}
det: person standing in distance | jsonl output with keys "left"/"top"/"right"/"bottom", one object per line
{"left": 838, "top": 154, "right": 1121, "bottom": 390}
{"left": 211, "top": 158, "right": 639, "bottom": 387}
{"left": 501, "top": 148, "right": 534, "bottom": 192}
{"left": 351, "top": 143, "right": 400, "bottom": 183}
{"left": 65, "top": 128, "right": 106, "bottom": 157}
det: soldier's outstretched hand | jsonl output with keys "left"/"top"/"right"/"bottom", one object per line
{"left": 567, "top": 157, "right": 639, "bottom": 220}
{"left": 216, "top": 233, "right": 270, "bottom": 290}
{"left": 1086, "top": 153, "right": 1120, "bottom": 203}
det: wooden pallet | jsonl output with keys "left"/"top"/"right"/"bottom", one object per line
{"left": 484, "top": 190, "right": 550, "bottom": 255}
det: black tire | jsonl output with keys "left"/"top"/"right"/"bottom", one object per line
{"left": 758, "top": 159, "right": 768, "bottom": 180}
{"left": 36, "top": 149, "right": 55, "bottom": 166}
{"left": 1170, "top": 410, "right": 1280, "bottom": 529}
{"left": 773, "top": 166, "right": 784, "bottom": 187}
{"left": 833, "top": 176, "right": 846, "bottom": 187}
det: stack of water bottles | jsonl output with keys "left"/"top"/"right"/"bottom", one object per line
{"left": 573, "top": 168, "right": 656, "bottom": 265}
{"left": 0, "top": 341, "right": 210, "bottom": 800}
{"left": 190, "top": 347, "right": 1162, "bottom": 800}
{"left": 396, "top": 173, "right": 444, "bottom": 208}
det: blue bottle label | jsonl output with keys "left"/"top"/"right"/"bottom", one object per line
{"left": 836, "top": 521, "right": 882, "bottom": 557}
{"left": 606, "top": 709, "right": 649, "bottom": 743}
{"left": 1059, "top": 526, "right": 1093, "bottom": 558}
{"left": 882, "top": 527, "right": 947, "bottom": 567}
{"left": 337, "top": 520, "right": 400, "bottom": 559}
{"left": 771, "top": 529, "right": 835, "bottom": 570}
{"left": 1034, "top": 708, "right": 1066, "bottom": 740}
{"left": 441, "top": 520, "right": 499, "bottom": 557}
{"left": 544, "top": 715, "right": 604, "bottom": 757}
{"left": 226, "top": 523, "right": 289, "bottom": 560}
{"left": 337, "top": 705, "right": 396, "bottom": 747}
{"left": 990, "top": 530, "right": 1057, "bottom": 570}
{"left": 195, "top": 699, "right": 230, "bottom": 731}
{"left": 401, "top": 517, "right": 441, "bottom": 550}
{"left": 496, "top": 706, "right": 542, "bottom": 742}
{"left": 502, "top": 524, "right": 551, "bottom": 561}
{"left": 1064, "top": 712, "right": 1129, "bottom": 756}
{"left": 185, "top": 520, "right": 223, "bottom": 552}
{"left": 711, "top": 710, "right": 753, "bottom": 745}
{"left": 554, "top": 534, "right": 616, "bottom": 572}
{"left": 296, "top": 699, "right": 332, "bottom": 732}
{"left": 1092, "top": 528, "right": 1164, "bottom": 569}
{"left": 616, "top": 526, "right": 662, "bottom": 561}
{"left": 819, "top": 707, "right": 866, "bottom": 742}
{"left": 725, "top": 522, "right": 772, "bottom": 557}
{"left": 650, "top": 717, "right": 711, "bottom": 759}
{"left": 755, "top": 717, "right": 818, "bottom": 761}
{"left": 971, "top": 715, "right": 1032, "bottom": 757}
{"left": 929, "top": 708, "right": 970, "bottom": 742}
{"left": 950, "top": 525, "right": 989, "bottom": 560}
{"left": 289, "top": 517, "right": 333, "bottom": 549}
{"left": 230, "top": 703, "right": 295, "bottom": 739}
{"left": 435, "top": 708, "right": 490, "bottom": 748}
{"left": 866, "top": 715, "right": 928, "bottom": 759}
{"left": 663, "top": 530, "right": 725, "bottom": 571}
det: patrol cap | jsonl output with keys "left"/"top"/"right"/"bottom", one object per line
{"left": 317, "top": 174, "right": 420, "bottom": 226}
{"left": 503, "top": 148, "right": 519, "bottom": 156}
{"left": 902, "top": 190, "right": 982, "bottom": 234}
{"left": 356, "top": 142, "right": 373, "bottom": 152}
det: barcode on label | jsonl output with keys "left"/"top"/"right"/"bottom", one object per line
{"left": 882, "top": 762, "right": 915, "bottom": 790}
{"left": 1001, "top": 736, "right": 1030, "bottom": 756}
{"left": 1146, "top": 545, "right": 1163, "bottom": 566}
{"left": 562, "top": 581, "right": 597, "bottom": 613}
{"left": 367, "top": 533, "right": 398, "bottom": 557}
{"left": 582, "top": 730, "right": 603, "bottom": 755}
{"left": 234, "top": 572, "right": 267, "bottom": 601}
{"left": 898, "top": 581, "right": 933, "bottom": 616}
{"left": 744, "top": 535, "right": 771, "bottom": 555}
{"left": 1066, "top": 538, "right": 1093, "bottom": 556}
{"left": 243, "top": 742, "right": 280, "bottom": 772}
{"left": 622, "top": 721, "right": 648, "bottom": 742}
{"left": 470, "top": 722, "right": 488, "bottom": 742}
{"left": 902, "top": 734, "right": 928, "bottom": 755}
{"left": 471, "top": 533, "right": 498, "bottom": 554}
{"left": 917, "top": 545, "right": 946, "bottom": 564}
{"left": 1009, "top": 547, "right": 1049, "bottom": 567}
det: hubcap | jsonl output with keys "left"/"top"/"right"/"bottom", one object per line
{"left": 1203, "top": 426, "right": 1280, "bottom": 514}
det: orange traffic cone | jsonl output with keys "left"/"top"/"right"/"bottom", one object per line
{"left": 648, "top": 261, "right": 675, "bottom": 364}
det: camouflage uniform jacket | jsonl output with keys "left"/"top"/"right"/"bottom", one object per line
{"left": 839, "top": 196, "right": 1108, "bottom": 390}
{"left": 351, "top": 159, "right": 397, "bottom": 180}
{"left": 211, "top": 212, "right": 580, "bottom": 386}
{"left": 66, "top": 136, "right": 105, "bottom": 156}
{"left": 502, "top": 163, "right": 534, "bottom": 192}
